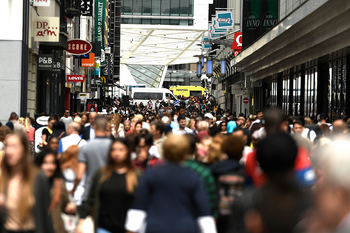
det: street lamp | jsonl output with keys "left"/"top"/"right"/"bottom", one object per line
{"left": 206, "top": 57, "right": 213, "bottom": 78}
{"left": 221, "top": 59, "right": 226, "bottom": 76}
{"left": 197, "top": 61, "right": 202, "bottom": 78}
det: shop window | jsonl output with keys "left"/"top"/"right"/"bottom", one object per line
{"left": 282, "top": 70, "right": 290, "bottom": 115}
{"left": 270, "top": 74, "right": 278, "bottom": 107}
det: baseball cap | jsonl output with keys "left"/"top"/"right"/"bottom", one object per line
{"left": 204, "top": 113, "right": 213, "bottom": 119}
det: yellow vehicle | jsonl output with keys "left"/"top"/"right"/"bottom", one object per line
{"left": 169, "top": 86, "right": 208, "bottom": 97}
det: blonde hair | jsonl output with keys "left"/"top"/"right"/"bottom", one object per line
{"left": 74, "top": 116, "right": 82, "bottom": 124}
{"left": 18, "top": 117, "right": 25, "bottom": 126}
{"left": 24, "top": 118, "right": 31, "bottom": 133}
{"left": 186, "top": 119, "right": 195, "bottom": 129}
{"left": 61, "top": 145, "right": 80, "bottom": 173}
{"left": 207, "top": 135, "right": 225, "bottom": 163}
{"left": 304, "top": 117, "right": 313, "bottom": 126}
{"left": 0, "top": 133, "right": 38, "bottom": 222}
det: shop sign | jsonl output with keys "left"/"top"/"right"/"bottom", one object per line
{"left": 38, "top": 55, "right": 53, "bottom": 70}
{"left": 67, "top": 75, "right": 85, "bottom": 83}
{"left": 231, "top": 32, "right": 242, "bottom": 50}
{"left": 33, "top": 0, "right": 50, "bottom": 7}
{"left": 215, "top": 11, "right": 234, "bottom": 29}
{"left": 77, "top": 93, "right": 91, "bottom": 100}
{"left": 212, "top": 17, "right": 228, "bottom": 34}
{"left": 81, "top": 0, "right": 93, "bottom": 16}
{"left": 67, "top": 39, "right": 92, "bottom": 55}
{"left": 95, "top": 0, "right": 106, "bottom": 50}
{"left": 52, "top": 60, "right": 61, "bottom": 72}
{"left": 81, "top": 53, "right": 95, "bottom": 67}
{"left": 34, "top": 17, "right": 59, "bottom": 42}
{"left": 202, "top": 36, "right": 212, "bottom": 50}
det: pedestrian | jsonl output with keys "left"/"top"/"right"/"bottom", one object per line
{"left": 77, "top": 138, "right": 138, "bottom": 233}
{"left": 60, "top": 109, "right": 73, "bottom": 131}
{"left": 0, "top": 132, "right": 54, "bottom": 233}
{"left": 8, "top": 112, "right": 26, "bottom": 133}
{"left": 42, "top": 115, "right": 56, "bottom": 147}
{"left": 172, "top": 115, "right": 192, "bottom": 134}
{"left": 34, "top": 149, "right": 77, "bottom": 233}
{"left": 0, "top": 126, "right": 11, "bottom": 151}
{"left": 47, "top": 136, "right": 60, "bottom": 155}
{"left": 57, "top": 122, "right": 86, "bottom": 156}
{"left": 132, "top": 133, "right": 158, "bottom": 171}
{"left": 82, "top": 112, "right": 97, "bottom": 141}
{"left": 125, "top": 134, "right": 217, "bottom": 233}
{"left": 72, "top": 116, "right": 112, "bottom": 203}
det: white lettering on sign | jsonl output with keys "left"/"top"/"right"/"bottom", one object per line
{"left": 34, "top": 17, "right": 59, "bottom": 42}
{"left": 34, "top": 0, "right": 50, "bottom": 7}
{"left": 38, "top": 57, "right": 53, "bottom": 64}
{"left": 67, "top": 75, "right": 85, "bottom": 83}
{"left": 217, "top": 18, "right": 230, "bottom": 23}
{"left": 67, "top": 44, "right": 88, "bottom": 51}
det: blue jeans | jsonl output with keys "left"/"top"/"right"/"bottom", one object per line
{"left": 97, "top": 228, "right": 112, "bottom": 233}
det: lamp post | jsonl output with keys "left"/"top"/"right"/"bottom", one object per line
{"left": 221, "top": 59, "right": 226, "bottom": 77}
{"left": 206, "top": 57, "right": 213, "bottom": 78}
{"left": 197, "top": 61, "right": 202, "bottom": 78}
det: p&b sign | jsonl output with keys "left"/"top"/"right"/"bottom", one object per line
{"left": 34, "top": 17, "right": 59, "bottom": 42}
{"left": 38, "top": 55, "right": 53, "bottom": 70}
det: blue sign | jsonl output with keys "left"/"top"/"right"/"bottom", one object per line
{"left": 202, "top": 37, "right": 212, "bottom": 50}
{"left": 212, "top": 17, "right": 228, "bottom": 34}
{"left": 216, "top": 11, "right": 234, "bottom": 29}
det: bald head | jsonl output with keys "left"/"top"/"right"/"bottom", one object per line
{"left": 89, "top": 112, "right": 97, "bottom": 125}
{"left": 68, "top": 122, "right": 81, "bottom": 135}
{"left": 333, "top": 119, "right": 347, "bottom": 135}
{"left": 9, "top": 112, "right": 18, "bottom": 121}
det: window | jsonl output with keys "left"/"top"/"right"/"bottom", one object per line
{"left": 190, "top": 91, "right": 202, "bottom": 97}
{"left": 170, "top": 19, "right": 180, "bottom": 25}
{"left": 180, "top": 0, "right": 189, "bottom": 16}
{"left": 151, "top": 19, "right": 161, "bottom": 25}
{"left": 161, "top": 0, "right": 170, "bottom": 15}
{"left": 123, "top": 0, "right": 132, "bottom": 14}
{"left": 143, "top": 0, "right": 152, "bottom": 15}
{"left": 171, "top": 0, "right": 180, "bottom": 16}
{"left": 133, "top": 0, "right": 142, "bottom": 15}
{"left": 328, "top": 58, "right": 346, "bottom": 118}
{"left": 152, "top": 0, "right": 161, "bottom": 15}
{"left": 134, "top": 92, "right": 163, "bottom": 100}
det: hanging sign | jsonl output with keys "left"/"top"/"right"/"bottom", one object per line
{"left": 212, "top": 17, "right": 228, "bottom": 34}
{"left": 81, "top": 53, "right": 95, "bottom": 67}
{"left": 34, "top": 17, "right": 59, "bottom": 42}
{"left": 67, "top": 39, "right": 92, "bottom": 55}
{"left": 95, "top": 0, "right": 106, "bottom": 50}
{"left": 81, "top": 0, "right": 93, "bottom": 16}
{"left": 33, "top": 0, "right": 50, "bottom": 7}
{"left": 215, "top": 11, "right": 234, "bottom": 29}
{"left": 231, "top": 32, "right": 242, "bottom": 50}
{"left": 202, "top": 36, "right": 212, "bottom": 50}
{"left": 67, "top": 75, "right": 85, "bottom": 83}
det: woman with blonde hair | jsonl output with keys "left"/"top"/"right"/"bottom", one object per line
{"left": 186, "top": 118, "right": 196, "bottom": 130}
{"left": 61, "top": 145, "right": 85, "bottom": 205}
{"left": 24, "top": 117, "right": 35, "bottom": 157}
{"left": 0, "top": 132, "right": 54, "bottom": 233}
{"left": 77, "top": 138, "right": 138, "bottom": 233}
{"left": 111, "top": 113, "right": 125, "bottom": 138}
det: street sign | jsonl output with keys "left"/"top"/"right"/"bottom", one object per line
{"left": 67, "top": 39, "right": 92, "bottom": 55}
{"left": 243, "top": 97, "right": 249, "bottom": 104}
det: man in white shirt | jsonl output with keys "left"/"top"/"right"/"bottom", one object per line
{"left": 172, "top": 115, "right": 192, "bottom": 135}
{"left": 60, "top": 109, "right": 73, "bottom": 131}
{"left": 58, "top": 122, "right": 86, "bottom": 155}
{"left": 292, "top": 120, "right": 316, "bottom": 142}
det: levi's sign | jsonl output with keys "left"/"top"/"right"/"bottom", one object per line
{"left": 67, "top": 39, "right": 92, "bottom": 55}
{"left": 67, "top": 75, "right": 85, "bottom": 83}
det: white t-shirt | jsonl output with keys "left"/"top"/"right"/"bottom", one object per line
{"left": 62, "top": 168, "right": 85, "bottom": 206}
{"left": 302, "top": 128, "right": 317, "bottom": 142}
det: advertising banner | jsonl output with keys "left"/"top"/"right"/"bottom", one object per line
{"left": 215, "top": 11, "right": 234, "bottom": 29}
{"left": 81, "top": 53, "right": 95, "bottom": 67}
{"left": 260, "top": 0, "right": 279, "bottom": 34}
{"left": 95, "top": 0, "right": 106, "bottom": 50}
{"left": 209, "top": 24, "right": 221, "bottom": 39}
{"left": 242, "top": 0, "right": 261, "bottom": 48}
{"left": 34, "top": 17, "right": 59, "bottom": 42}
{"left": 212, "top": 17, "right": 228, "bottom": 34}
{"left": 231, "top": 32, "right": 242, "bottom": 50}
{"left": 38, "top": 55, "right": 53, "bottom": 70}
{"left": 81, "top": 0, "right": 93, "bottom": 16}
{"left": 87, "top": 99, "right": 99, "bottom": 112}
{"left": 202, "top": 36, "right": 212, "bottom": 50}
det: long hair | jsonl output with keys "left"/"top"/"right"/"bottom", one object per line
{"left": 61, "top": 145, "right": 79, "bottom": 173}
{"left": 113, "top": 113, "right": 121, "bottom": 134}
{"left": 100, "top": 138, "right": 138, "bottom": 194}
{"left": 24, "top": 117, "right": 31, "bottom": 133}
{"left": 0, "top": 132, "right": 38, "bottom": 221}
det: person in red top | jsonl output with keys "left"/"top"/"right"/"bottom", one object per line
{"left": 245, "top": 108, "right": 316, "bottom": 188}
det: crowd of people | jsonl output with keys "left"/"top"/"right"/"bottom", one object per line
{"left": 1, "top": 94, "right": 350, "bottom": 233}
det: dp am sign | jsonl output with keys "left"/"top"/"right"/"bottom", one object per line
{"left": 34, "top": 17, "right": 59, "bottom": 42}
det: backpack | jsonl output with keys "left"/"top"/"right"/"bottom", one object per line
{"left": 305, "top": 124, "right": 323, "bottom": 137}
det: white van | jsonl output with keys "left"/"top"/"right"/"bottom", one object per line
{"left": 131, "top": 88, "right": 178, "bottom": 107}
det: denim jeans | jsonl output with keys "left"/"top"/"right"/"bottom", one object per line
{"left": 97, "top": 228, "right": 112, "bottom": 233}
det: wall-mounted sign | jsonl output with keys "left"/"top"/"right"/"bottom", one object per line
{"left": 33, "top": 0, "right": 50, "bottom": 7}
{"left": 81, "top": 0, "right": 93, "bottom": 16}
{"left": 215, "top": 11, "right": 234, "bottom": 29}
{"left": 67, "top": 39, "right": 92, "bottom": 55}
{"left": 67, "top": 75, "right": 85, "bottom": 83}
{"left": 81, "top": 53, "right": 95, "bottom": 67}
{"left": 38, "top": 55, "right": 53, "bottom": 70}
{"left": 95, "top": 0, "right": 106, "bottom": 50}
{"left": 34, "top": 17, "right": 59, "bottom": 42}
{"left": 77, "top": 93, "right": 91, "bottom": 100}
{"left": 52, "top": 60, "right": 61, "bottom": 72}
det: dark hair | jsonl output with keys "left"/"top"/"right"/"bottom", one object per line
{"left": 34, "top": 149, "right": 61, "bottom": 179}
{"left": 293, "top": 120, "right": 304, "bottom": 127}
{"left": 219, "top": 121, "right": 227, "bottom": 130}
{"left": 52, "top": 121, "right": 65, "bottom": 132}
{"left": 177, "top": 114, "right": 186, "bottom": 123}
{"left": 48, "top": 115, "right": 56, "bottom": 122}
{"left": 136, "top": 133, "right": 153, "bottom": 147}
{"left": 151, "top": 120, "right": 165, "bottom": 135}
{"left": 95, "top": 116, "right": 108, "bottom": 131}
{"left": 184, "top": 134, "right": 196, "bottom": 155}
{"left": 223, "top": 134, "right": 245, "bottom": 160}
{"left": 257, "top": 133, "right": 297, "bottom": 176}
{"left": 256, "top": 110, "right": 263, "bottom": 115}
{"left": 264, "top": 107, "right": 287, "bottom": 135}
{"left": 135, "top": 121, "right": 142, "bottom": 129}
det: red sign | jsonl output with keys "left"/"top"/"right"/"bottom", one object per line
{"left": 234, "top": 50, "right": 242, "bottom": 57}
{"left": 231, "top": 32, "right": 242, "bottom": 50}
{"left": 81, "top": 53, "right": 95, "bottom": 67}
{"left": 67, "top": 75, "right": 85, "bottom": 83}
{"left": 243, "top": 97, "right": 249, "bottom": 104}
{"left": 67, "top": 39, "right": 92, "bottom": 55}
